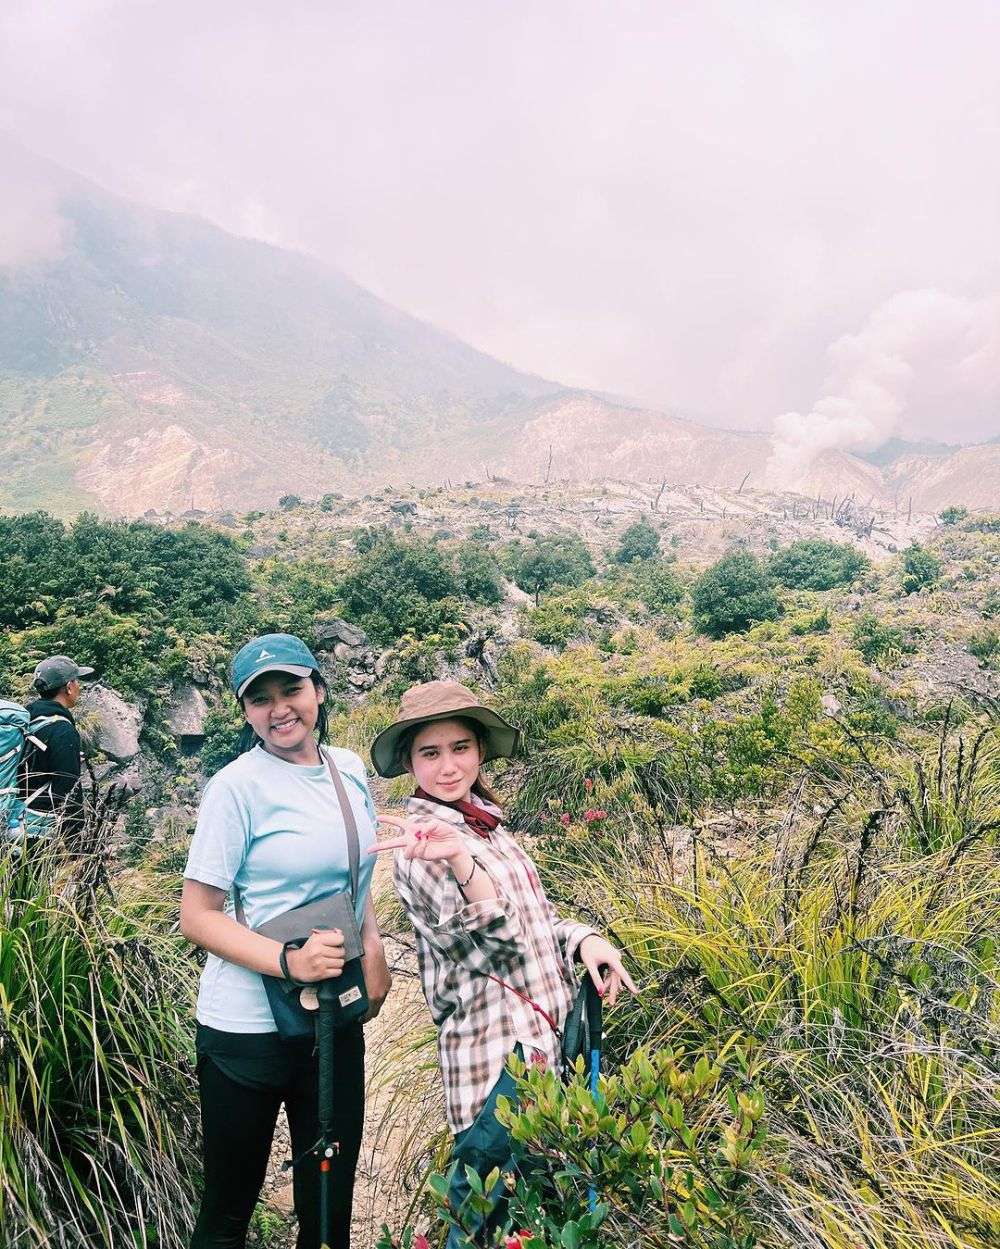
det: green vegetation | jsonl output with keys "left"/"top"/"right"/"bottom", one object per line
{"left": 768, "top": 537, "right": 869, "bottom": 590}
{"left": 0, "top": 839, "right": 198, "bottom": 1247}
{"left": 613, "top": 518, "right": 661, "bottom": 564}
{"left": 939, "top": 505, "right": 969, "bottom": 525}
{"left": 2, "top": 491, "right": 999, "bottom": 1247}
{"left": 901, "top": 542, "right": 942, "bottom": 593}
{"left": 511, "top": 534, "right": 596, "bottom": 600}
{"left": 692, "top": 551, "right": 782, "bottom": 637}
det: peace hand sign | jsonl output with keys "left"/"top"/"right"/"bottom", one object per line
{"left": 368, "top": 813, "right": 467, "bottom": 864}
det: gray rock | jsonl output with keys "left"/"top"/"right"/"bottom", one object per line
{"left": 165, "top": 685, "right": 210, "bottom": 737}
{"left": 821, "top": 692, "right": 843, "bottom": 717}
{"left": 79, "top": 685, "right": 143, "bottom": 762}
{"left": 314, "top": 617, "right": 369, "bottom": 649}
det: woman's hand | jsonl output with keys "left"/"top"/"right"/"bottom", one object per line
{"left": 368, "top": 813, "right": 467, "bottom": 864}
{"left": 577, "top": 934, "right": 640, "bottom": 1007}
{"left": 285, "top": 928, "right": 346, "bottom": 983}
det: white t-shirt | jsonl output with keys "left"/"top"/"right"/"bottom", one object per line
{"left": 184, "top": 744, "right": 377, "bottom": 1033}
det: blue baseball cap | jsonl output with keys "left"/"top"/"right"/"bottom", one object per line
{"left": 230, "top": 633, "right": 320, "bottom": 698}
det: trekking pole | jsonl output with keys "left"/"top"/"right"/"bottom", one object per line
{"left": 586, "top": 978, "right": 603, "bottom": 1214}
{"left": 316, "top": 979, "right": 340, "bottom": 1249}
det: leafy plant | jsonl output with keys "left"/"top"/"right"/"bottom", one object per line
{"left": 768, "top": 539, "right": 868, "bottom": 590}
{"left": 613, "top": 519, "right": 661, "bottom": 565}
{"left": 901, "top": 543, "right": 942, "bottom": 594}
{"left": 692, "top": 552, "right": 781, "bottom": 638}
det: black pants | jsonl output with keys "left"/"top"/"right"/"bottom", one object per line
{"left": 191, "top": 1025, "right": 365, "bottom": 1249}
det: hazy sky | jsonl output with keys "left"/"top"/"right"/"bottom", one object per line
{"left": 2, "top": 0, "right": 999, "bottom": 445}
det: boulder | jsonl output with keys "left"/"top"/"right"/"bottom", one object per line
{"left": 79, "top": 685, "right": 143, "bottom": 762}
{"left": 821, "top": 692, "right": 843, "bottom": 717}
{"left": 165, "top": 685, "right": 210, "bottom": 738}
{"left": 314, "top": 617, "right": 369, "bottom": 650}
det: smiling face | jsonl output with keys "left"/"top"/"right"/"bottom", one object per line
{"left": 241, "top": 670, "right": 324, "bottom": 764}
{"left": 407, "top": 717, "right": 486, "bottom": 804}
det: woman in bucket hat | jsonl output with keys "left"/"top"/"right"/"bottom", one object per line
{"left": 369, "top": 680, "right": 637, "bottom": 1247}
{"left": 180, "top": 633, "right": 391, "bottom": 1249}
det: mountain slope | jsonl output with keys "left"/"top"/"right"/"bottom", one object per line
{"left": 0, "top": 141, "right": 560, "bottom": 513}
{"left": 2, "top": 142, "right": 996, "bottom": 516}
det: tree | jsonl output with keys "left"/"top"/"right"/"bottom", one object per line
{"left": 338, "top": 534, "right": 462, "bottom": 644}
{"left": 768, "top": 539, "right": 869, "bottom": 590}
{"left": 901, "top": 543, "right": 942, "bottom": 594}
{"left": 456, "top": 542, "right": 503, "bottom": 605}
{"left": 692, "top": 551, "right": 782, "bottom": 638}
{"left": 515, "top": 536, "right": 595, "bottom": 601}
{"left": 614, "top": 520, "right": 661, "bottom": 564}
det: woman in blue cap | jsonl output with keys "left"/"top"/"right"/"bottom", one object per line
{"left": 180, "top": 633, "right": 391, "bottom": 1249}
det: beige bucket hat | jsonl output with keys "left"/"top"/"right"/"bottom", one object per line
{"left": 370, "top": 680, "right": 520, "bottom": 778}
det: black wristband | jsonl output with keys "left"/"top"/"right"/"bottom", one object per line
{"left": 279, "top": 940, "right": 310, "bottom": 987}
{"left": 455, "top": 857, "right": 478, "bottom": 889}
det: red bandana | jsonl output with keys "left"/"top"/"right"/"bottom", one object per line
{"left": 413, "top": 788, "right": 502, "bottom": 839}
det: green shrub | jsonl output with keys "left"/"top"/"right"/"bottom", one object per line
{"left": 613, "top": 519, "right": 661, "bottom": 564}
{"left": 692, "top": 552, "right": 782, "bottom": 638}
{"left": 613, "top": 559, "right": 684, "bottom": 616}
{"left": 455, "top": 541, "right": 504, "bottom": 605}
{"left": 901, "top": 543, "right": 942, "bottom": 594}
{"left": 514, "top": 535, "right": 595, "bottom": 600}
{"left": 338, "top": 534, "right": 462, "bottom": 645}
{"left": 939, "top": 505, "right": 968, "bottom": 525}
{"left": 852, "top": 613, "right": 912, "bottom": 666}
{"left": 969, "top": 627, "right": 1000, "bottom": 668}
{"left": 0, "top": 842, "right": 198, "bottom": 1247}
{"left": 768, "top": 539, "right": 869, "bottom": 590}
{"left": 380, "top": 1047, "right": 765, "bottom": 1248}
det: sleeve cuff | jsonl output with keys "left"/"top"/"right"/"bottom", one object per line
{"left": 564, "top": 924, "right": 599, "bottom": 966}
{"left": 435, "top": 895, "right": 519, "bottom": 936}
{"left": 183, "top": 866, "right": 233, "bottom": 892}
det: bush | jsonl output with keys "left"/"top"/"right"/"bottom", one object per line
{"left": 691, "top": 551, "right": 782, "bottom": 637}
{"left": 768, "top": 539, "right": 869, "bottom": 590}
{"left": 852, "top": 613, "right": 912, "bottom": 666}
{"left": 969, "top": 627, "right": 1000, "bottom": 668}
{"left": 0, "top": 841, "right": 198, "bottom": 1246}
{"left": 514, "top": 535, "right": 595, "bottom": 600}
{"left": 455, "top": 541, "right": 504, "bottom": 605}
{"left": 339, "top": 534, "right": 462, "bottom": 645}
{"left": 613, "top": 559, "right": 684, "bottom": 616}
{"left": 613, "top": 519, "right": 661, "bottom": 564}
{"left": 901, "top": 543, "right": 942, "bottom": 594}
{"left": 939, "top": 505, "right": 969, "bottom": 525}
{"left": 380, "top": 1048, "right": 765, "bottom": 1248}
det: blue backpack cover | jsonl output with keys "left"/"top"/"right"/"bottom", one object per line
{"left": 0, "top": 700, "right": 62, "bottom": 833}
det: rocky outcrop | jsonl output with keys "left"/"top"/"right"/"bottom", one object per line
{"left": 78, "top": 685, "right": 144, "bottom": 761}
{"left": 165, "top": 685, "right": 210, "bottom": 738}
{"left": 314, "top": 617, "right": 378, "bottom": 692}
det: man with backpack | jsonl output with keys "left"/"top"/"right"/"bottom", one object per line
{"left": 2, "top": 655, "right": 93, "bottom": 840}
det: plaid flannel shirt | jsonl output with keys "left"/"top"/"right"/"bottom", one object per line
{"left": 395, "top": 794, "right": 597, "bottom": 1132}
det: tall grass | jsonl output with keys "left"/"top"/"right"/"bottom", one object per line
{"left": 539, "top": 722, "right": 1000, "bottom": 1248}
{"left": 1, "top": 835, "right": 199, "bottom": 1247}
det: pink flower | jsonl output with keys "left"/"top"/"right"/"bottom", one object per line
{"left": 583, "top": 778, "right": 594, "bottom": 793}
{"left": 583, "top": 808, "right": 608, "bottom": 823}
{"left": 413, "top": 1237, "right": 431, "bottom": 1249}
{"left": 559, "top": 812, "right": 571, "bottom": 826}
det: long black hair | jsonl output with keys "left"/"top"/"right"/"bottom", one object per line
{"left": 235, "top": 672, "right": 329, "bottom": 756}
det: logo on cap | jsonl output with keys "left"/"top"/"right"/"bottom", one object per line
{"left": 256, "top": 648, "right": 275, "bottom": 663}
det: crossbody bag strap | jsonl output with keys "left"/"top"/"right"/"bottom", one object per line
{"left": 321, "top": 747, "right": 360, "bottom": 901}
{"left": 234, "top": 746, "right": 362, "bottom": 926}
